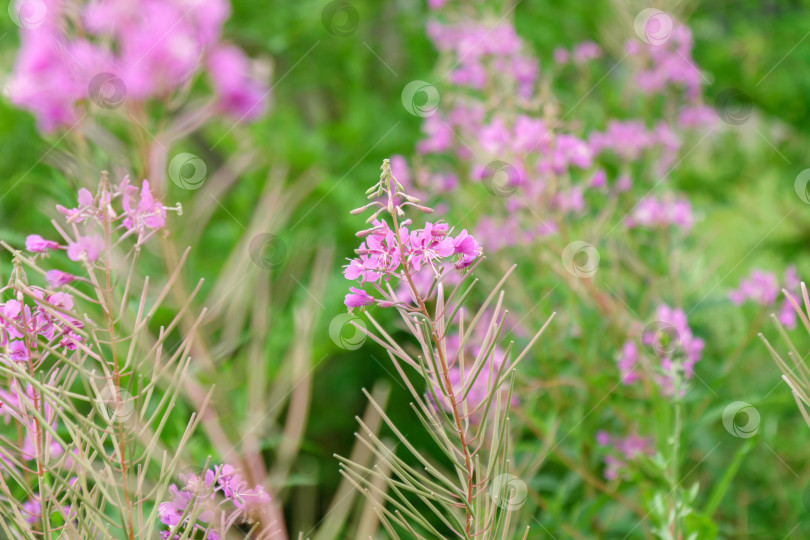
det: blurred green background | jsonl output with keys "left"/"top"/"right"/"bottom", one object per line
{"left": 2, "top": 0, "right": 810, "bottom": 537}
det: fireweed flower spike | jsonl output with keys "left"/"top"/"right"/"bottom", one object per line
{"left": 343, "top": 160, "right": 481, "bottom": 311}
{"left": 158, "top": 464, "right": 270, "bottom": 539}
{"left": 0, "top": 170, "right": 255, "bottom": 539}
{"left": 8, "top": 0, "right": 268, "bottom": 133}
{"left": 337, "top": 159, "right": 555, "bottom": 538}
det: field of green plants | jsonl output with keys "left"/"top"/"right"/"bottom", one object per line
{"left": 2, "top": 0, "right": 810, "bottom": 538}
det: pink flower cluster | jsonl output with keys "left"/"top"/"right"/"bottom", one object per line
{"left": 158, "top": 464, "right": 270, "bottom": 539}
{"left": 426, "top": 21, "right": 538, "bottom": 98}
{"left": 589, "top": 120, "right": 679, "bottom": 163}
{"left": 343, "top": 220, "right": 482, "bottom": 310}
{"left": 27, "top": 176, "right": 173, "bottom": 263}
{"left": 596, "top": 430, "right": 655, "bottom": 481}
{"left": 406, "top": 10, "right": 708, "bottom": 253}
{"left": 0, "top": 291, "right": 83, "bottom": 364}
{"left": 553, "top": 41, "right": 603, "bottom": 65}
{"left": 617, "top": 304, "right": 705, "bottom": 396}
{"left": 9, "top": 0, "right": 267, "bottom": 132}
{"left": 625, "top": 196, "right": 694, "bottom": 231}
{"left": 474, "top": 216, "right": 556, "bottom": 253}
{"left": 678, "top": 105, "right": 717, "bottom": 129}
{"left": 625, "top": 24, "right": 703, "bottom": 100}
{"left": 729, "top": 266, "right": 800, "bottom": 329}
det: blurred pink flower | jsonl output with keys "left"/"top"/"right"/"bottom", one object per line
{"left": 67, "top": 234, "right": 104, "bottom": 262}
{"left": 25, "top": 235, "right": 59, "bottom": 253}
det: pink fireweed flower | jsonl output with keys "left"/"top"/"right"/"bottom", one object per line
{"left": 629, "top": 23, "right": 704, "bottom": 99}
{"left": 408, "top": 222, "right": 455, "bottom": 272}
{"left": 207, "top": 46, "right": 268, "bottom": 121}
{"left": 20, "top": 493, "right": 74, "bottom": 525}
{"left": 45, "top": 270, "right": 75, "bottom": 288}
{"left": 67, "top": 234, "right": 105, "bottom": 263}
{"left": 616, "top": 341, "right": 641, "bottom": 385}
{"left": 56, "top": 187, "right": 104, "bottom": 224}
{"left": 572, "top": 41, "right": 602, "bottom": 64}
{"left": 617, "top": 304, "right": 704, "bottom": 396}
{"left": 679, "top": 105, "right": 717, "bottom": 128}
{"left": 25, "top": 235, "right": 60, "bottom": 253}
{"left": 344, "top": 287, "right": 374, "bottom": 311}
{"left": 417, "top": 114, "right": 455, "bottom": 154}
{"left": 158, "top": 463, "right": 270, "bottom": 537}
{"left": 589, "top": 120, "right": 657, "bottom": 161}
{"left": 8, "top": 0, "right": 266, "bottom": 133}
{"left": 120, "top": 178, "right": 167, "bottom": 234}
{"left": 730, "top": 266, "right": 802, "bottom": 329}
{"left": 425, "top": 20, "right": 536, "bottom": 97}
{"left": 452, "top": 230, "right": 482, "bottom": 269}
{"left": 625, "top": 196, "right": 694, "bottom": 231}
{"left": 8, "top": 340, "right": 30, "bottom": 363}
{"left": 597, "top": 431, "right": 655, "bottom": 481}
{"left": 342, "top": 160, "right": 483, "bottom": 311}
{"left": 553, "top": 47, "right": 569, "bottom": 64}
{"left": 0, "top": 289, "right": 83, "bottom": 358}
{"left": 590, "top": 169, "right": 607, "bottom": 188}
{"left": 729, "top": 270, "right": 779, "bottom": 306}
{"left": 51, "top": 173, "right": 176, "bottom": 258}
